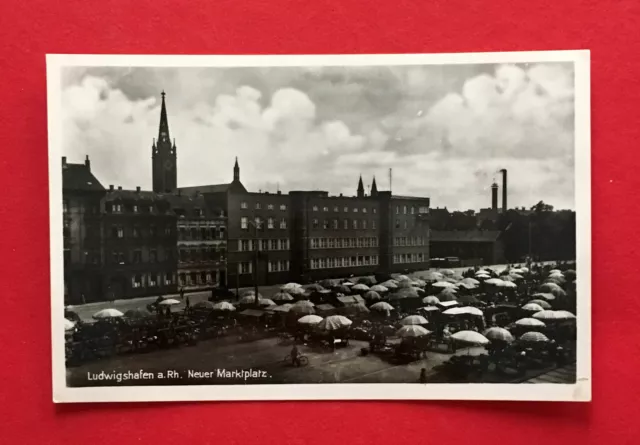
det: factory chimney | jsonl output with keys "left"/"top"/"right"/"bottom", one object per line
{"left": 500, "top": 169, "right": 507, "bottom": 213}
{"left": 491, "top": 182, "right": 499, "bottom": 211}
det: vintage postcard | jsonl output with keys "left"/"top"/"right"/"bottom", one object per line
{"left": 48, "top": 51, "right": 591, "bottom": 403}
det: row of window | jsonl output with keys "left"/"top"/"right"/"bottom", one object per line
{"left": 111, "top": 225, "right": 172, "bottom": 239}
{"left": 310, "top": 255, "right": 380, "bottom": 270}
{"left": 396, "top": 206, "right": 429, "bottom": 215}
{"left": 395, "top": 219, "right": 417, "bottom": 230}
{"left": 392, "top": 253, "right": 426, "bottom": 264}
{"left": 179, "top": 247, "right": 225, "bottom": 263}
{"left": 178, "top": 227, "right": 226, "bottom": 241}
{"left": 268, "top": 260, "right": 290, "bottom": 273}
{"left": 241, "top": 202, "right": 287, "bottom": 211}
{"left": 312, "top": 218, "right": 377, "bottom": 230}
{"left": 310, "top": 237, "right": 379, "bottom": 249}
{"left": 237, "top": 239, "right": 290, "bottom": 252}
{"left": 311, "top": 205, "right": 377, "bottom": 214}
{"left": 131, "top": 273, "right": 174, "bottom": 288}
{"left": 111, "top": 250, "right": 174, "bottom": 265}
{"left": 394, "top": 236, "right": 427, "bottom": 247}
{"left": 240, "top": 217, "right": 287, "bottom": 230}
{"left": 178, "top": 271, "right": 220, "bottom": 287}
{"left": 238, "top": 262, "right": 253, "bottom": 274}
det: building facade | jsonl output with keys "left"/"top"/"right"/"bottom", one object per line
{"left": 430, "top": 230, "right": 505, "bottom": 266}
{"left": 102, "top": 187, "right": 179, "bottom": 299}
{"left": 62, "top": 156, "right": 106, "bottom": 305}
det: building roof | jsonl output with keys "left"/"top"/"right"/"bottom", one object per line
{"left": 104, "top": 189, "right": 168, "bottom": 203}
{"left": 165, "top": 193, "right": 225, "bottom": 219}
{"left": 62, "top": 163, "right": 105, "bottom": 192}
{"left": 178, "top": 181, "right": 248, "bottom": 195}
{"left": 430, "top": 230, "right": 502, "bottom": 243}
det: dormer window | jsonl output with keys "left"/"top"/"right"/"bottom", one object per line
{"left": 195, "top": 208, "right": 202, "bottom": 217}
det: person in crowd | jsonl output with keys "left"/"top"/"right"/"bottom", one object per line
{"left": 419, "top": 368, "right": 427, "bottom": 383}
{"left": 290, "top": 343, "right": 300, "bottom": 367}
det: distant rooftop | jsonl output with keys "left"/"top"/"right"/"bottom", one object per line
{"left": 62, "top": 162, "right": 105, "bottom": 192}
{"left": 430, "top": 230, "right": 502, "bottom": 243}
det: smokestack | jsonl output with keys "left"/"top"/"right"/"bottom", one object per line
{"left": 491, "top": 182, "right": 498, "bottom": 211}
{"left": 500, "top": 169, "right": 507, "bottom": 213}
{"left": 85, "top": 155, "right": 91, "bottom": 171}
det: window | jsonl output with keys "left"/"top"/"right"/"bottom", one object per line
{"left": 132, "top": 275, "right": 143, "bottom": 288}
{"left": 343, "top": 219, "right": 349, "bottom": 229}
{"left": 395, "top": 219, "right": 400, "bottom": 229}
{"left": 419, "top": 206, "right": 429, "bottom": 214}
{"left": 133, "top": 250, "right": 142, "bottom": 263}
{"left": 133, "top": 205, "right": 138, "bottom": 213}
{"left": 195, "top": 208, "right": 202, "bottom": 217}
{"left": 311, "top": 238, "right": 318, "bottom": 249}
{"left": 280, "top": 204, "right": 287, "bottom": 211}
{"left": 150, "top": 225, "right": 157, "bottom": 237}
{"left": 404, "top": 220, "right": 408, "bottom": 229}
{"left": 241, "top": 217, "right": 248, "bottom": 229}
{"left": 311, "top": 258, "right": 320, "bottom": 270}
{"left": 396, "top": 206, "right": 399, "bottom": 214}
{"left": 312, "top": 205, "right": 319, "bottom": 211}
{"left": 149, "top": 250, "right": 157, "bottom": 263}
{"left": 280, "top": 239, "right": 290, "bottom": 250}
{"left": 271, "top": 239, "right": 278, "bottom": 250}
{"left": 267, "top": 204, "right": 274, "bottom": 210}
{"left": 117, "top": 226, "right": 124, "bottom": 238}
{"left": 403, "top": 206, "right": 407, "bottom": 214}
{"left": 365, "top": 255, "right": 371, "bottom": 265}
{"left": 334, "top": 206, "right": 339, "bottom": 212}
{"left": 353, "top": 207, "right": 358, "bottom": 213}
{"left": 268, "top": 217, "right": 274, "bottom": 229}
{"left": 255, "top": 217, "right": 263, "bottom": 229}
{"left": 362, "top": 220, "right": 367, "bottom": 230}
{"left": 320, "top": 238, "right": 327, "bottom": 248}
{"left": 357, "top": 238, "right": 363, "bottom": 248}
{"left": 241, "top": 240, "right": 251, "bottom": 251}
{"left": 238, "top": 262, "right": 253, "bottom": 274}
{"left": 319, "top": 258, "right": 327, "bottom": 269}
{"left": 323, "top": 206, "right": 329, "bottom": 212}
{"left": 148, "top": 206, "right": 153, "bottom": 213}
{"left": 328, "top": 238, "right": 335, "bottom": 248}
{"left": 132, "top": 226, "right": 140, "bottom": 238}
{"left": 313, "top": 219, "right": 319, "bottom": 229}
{"left": 372, "top": 220, "right": 376, "bottom": 230}
{"left": 332, "top": 219, "right": 338, "bottom": 229}
{"left": 261, "top": 240, "right": 269, "bottom": 251}
{"left": 241, "top": 202, "right": 248, "bottom": 209}
{"left": 148, "top": 274, "right": 157, "bottom": 287}
{"left": 327, "top": 258, "right": 334, "bottom": 268}
{"left": 362, "top": 208, "right": 367, "bottom": 213}
{"left": 63, "top": 200, "right": 69, "bottom": 214}
{"left": 352, "top": 219, "right": 358, "bottom": 230}
{"left": 280, "top": 218, "right": 287, "bottom": 229}
{"left": 343, "top": 206, "right": 348, "bottom": 212}
{"left": 255, "top": 202, "right": 261, "bottom": 210}
{"left": 373, "top": 208, "right": 376, "bottom": 214}
{"left": 411, "top": 207, "right": 415, "bottom": 215}
{"left": 323, "top": 219, "right": 329, "bottom": 229}
{"left": 351, "top": 256, "right": 357, "bottom": 266}
{"left": 165, "top": 226, "right": 172, "bottom": 236}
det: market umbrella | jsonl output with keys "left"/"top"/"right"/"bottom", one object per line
{"left": 396, "top": 325, "right": 431, "bottom": 338}
{"left": 510, "top": 273, "right": 525, "bottom": 280}
{"left": 64, "top": 318, "right": 76, "bottom": 331}
{"left": 437, "top": 288, "right": 458, "bottom": 300}
{"left": 515, "top": 317, "right": 546, "bottom": 328}
{"left": 341, "top": 281, "right": 355, "bottom": 286}
{"left": 413, "top": 279, "right": 427, "bottom": 287}
{"left": 212, "top": 301, "right": 236, "bottom": 311}
{"left": 344, "top": 303, "right": 370, "bottom": 314}
{"left": 272, "top": 291, "right": 294, "bottom": 302}
{"left": 305, "top": 283, "right": 325, "bottom": 292}
{"left": 159, "top": 298, "right": 181, "bottom": 306}
{"left": 501, "top": 275, "right": 516, "bottom": 282}
{"left": 555, "top": 310, "right": 577, "bottom": 319}
{"left": 124, "top": 308, "right": 153, "bottom": 318}
{"left": 484, "top": 278, "right": 505, "bottom": 286}
{"left": 389, "top": 288, "right": 420, "bottom": 300}
{"left": 483, "top": 327, "right": 514, "bottom": 343}
{"left": 320, "top": 279, "right": 338, "bottom": 288}
{"left": 352, "top": 283, "right": 370, "bottom": 292}
{"left": 432, "top": 281, "right": 456, "bottom": 289}
{"left": 239, "top": 295, "right": 260, "bottom": 305}
{"left": 241, "top": 289, "right": 261, "bottom": 297}
{"left": 287, "top": 286, "right": 306, "bottom": 296}
{"left": 460, "top": 277, "right": 480, "bottom": 286}
{"left": 259, "top": 298, "right": 276, "bottom": 307}
{"left": 531, "top": 292, "right": 556, "bottom": 301}
{"left": 564, "top": 269, "right": 577, "bottom": 280}
{"left": 519, "top": 331, "right": 550, "bottom": 343}
{"left": 358, "top": 276, "right": 377, "bottom": 286}
{"left": 270, "top": 303, "right": 292, "bottom": 313}
{"left": 363, "top": 290, "right": 382, "bottom": 301}
{"left": 281, "top": 282, "right": 303, "bottom": 291}
{"left": 298, "top": 315, "right": 323, "bottom": 325}
{"left": 549, "top": 269, "right": 562, "bottom": 274}
{"left": 289, "top": 304, "right": 315, "bottom": 315}
{"left": 400, "top": 315, "right": 428, "bottom": 325}
{"left": 92, "top": 308, "right": 124, "bottom": 319}
{"left": 370, "top": 302, "right": 394, "bottom": 312}
{"left": 443, "top": 306, "right": 483, "bottom": 317}
{"left": 457, "top": 294, "right": 482, "bottom": 305}
{"left": 540, "top": 282, "right": 563, "bottom": 293}
{"left": 451, "top": 330, "right": 490, "bottom": 346}
{"left": 441, "top": 269, "right": 455, "bottom": 277}
{"left": 422, "top": 295, "right": 440, "bottom": 305}
{"left": 533, "top": 310, "right": 568, "bottom": 321}
{"left": 370, "top": 285, "right": 388, "bottom": 293}
{"left": 418, "top": 271, "right": 444, "bottom": 282}
{"left": 317, "top": 315, "right": 353, "bottom": 331}
{"left": 458, "top": 283, "right": 478, "bottom": 291}
{"left": 192, "top": 301, "right": 214, "bottom": 310}
{"left": 380, "top": 280, "right": 398, "bottom": 289}
{"left": 394, "top": 274, "right": 410, "bottom": 281}
{"left": 510, "top": 268, "right": 524, "bottom": 274}
{"left": 397, "top": 279, "right": 414, "bottom": 289}
{"left": 502, "top": 281, "right": 517, "bottom": 289}
{"left": 527, "top": 299, "right": 552, "bottom": 309}
{"left": 522, "top": 303, "right": 544, "bottom": 312}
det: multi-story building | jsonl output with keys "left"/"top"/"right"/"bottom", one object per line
{"left": 102, "top": 186, "right": 178, "bottom": 299}
{"left": 62, "top": 156, "right": 106, "bottom": 304}
{"left": 167, "top": 193, "right": 228, "bottom": 291}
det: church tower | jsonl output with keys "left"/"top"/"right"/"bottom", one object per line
{"left": 152, "top": 91, "right": 177, "bottom": 193}
{"left": 357, "top": 175, "right": 365, "bottom": 198}
{"left": 371, "top": 176, "right": 378, "bottom": 197}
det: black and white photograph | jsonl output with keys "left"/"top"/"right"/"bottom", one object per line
{"left": 48, "top": 51, "right": 591, "bottom": 403}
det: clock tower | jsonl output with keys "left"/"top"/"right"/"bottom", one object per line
{"left": 152, "top": 91, "right": 177, "bottom": 193}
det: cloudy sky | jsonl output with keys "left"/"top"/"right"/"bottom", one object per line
{"left": 61, "top": 61, "right": 576, "bottom": 211}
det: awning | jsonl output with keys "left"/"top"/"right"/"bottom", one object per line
{"left": 239, "top": 309, "right": 265, "bottom": 317}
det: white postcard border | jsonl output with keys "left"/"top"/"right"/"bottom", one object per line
{"left": 48, "top": 50, "right": 591, "bottom": 403}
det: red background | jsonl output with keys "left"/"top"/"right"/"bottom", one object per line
{"left": 1, "top": 0, "right": 638, "bottom": 443}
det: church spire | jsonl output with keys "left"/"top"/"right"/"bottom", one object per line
{"left": 371, "top": 176, "right": 378, "bottom": 196}
{"left": 233, "top": 157, "right": 240, "bottom": 182}
{"left": 158, "top": 90, "right": 170, "bottom": 143}
{"left": 357, "top": 175, "right": 365, "bottom": 198}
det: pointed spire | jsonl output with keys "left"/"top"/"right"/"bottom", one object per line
{"left": 158, "top": 90, "right": 170, "bottom": 143}
{"left": 371, "top": 176, "right": 378, "bottom": 196}
{"left": 233, "top": 157, "right": 240, "bottom": 182}
{"left": 357, "top": 175, "right": 365, "bottom": 197}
